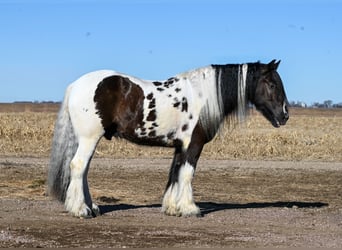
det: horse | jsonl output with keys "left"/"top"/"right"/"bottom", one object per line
{"left": 48, "top": 59, "right": 289, "bottom": 218}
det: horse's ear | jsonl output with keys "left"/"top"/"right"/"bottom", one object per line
{"left": 262, "top": 60, "right": 280, "bottom": 75}
{"left": 268, "top": 59, "right": 281, "bottom": 70}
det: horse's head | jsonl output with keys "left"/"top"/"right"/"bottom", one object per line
{"left": 252, "top": 60, "right": 289, "bottom": 127}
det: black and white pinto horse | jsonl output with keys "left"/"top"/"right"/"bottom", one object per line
{"left": 48, "top": 60, "right": 289, "bottom": 218}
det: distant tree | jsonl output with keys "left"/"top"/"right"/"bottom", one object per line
{"left": 333, "top": 102, "right": 342, "bottom": 108}
{"left": 289, "top": 101, "right": 296, "bottom": 107}
{"left": 289, "top": 100, "right": 342, "bottom": 108}
{"left": 323, "top": 100, "right": 333, "bottom": 108}
{"left": 289, "top": 100, "right": 307, "bottom": 108}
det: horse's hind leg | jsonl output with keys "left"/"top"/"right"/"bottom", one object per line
{"left": 65, "top": 136, "right": 100, "bottom": 218}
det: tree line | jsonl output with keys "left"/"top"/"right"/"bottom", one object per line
{"left": 11, "top": 100, "right": 342, "bottom": 109}
{"left": 289, "top": 100, "right": 342, "bottom": 108}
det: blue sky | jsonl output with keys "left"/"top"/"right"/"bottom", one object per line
{"left": 0, "top": 0, "right": 341, "bottom": 105}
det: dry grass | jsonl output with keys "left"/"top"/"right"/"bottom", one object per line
{"left": 0, "top": 106, "right": 341, "bottom": 161}
{"left": 206, "top": 110, "right": 342, "bottom": 161}
{"left": 0, "top": 112, "right": 55, "bottom": 156}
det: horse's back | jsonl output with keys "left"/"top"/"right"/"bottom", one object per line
{"left": 70, "top": 70, "right": 116, "bottom": 88}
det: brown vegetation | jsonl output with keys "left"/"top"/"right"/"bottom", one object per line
{"left": 0, "top": 103, "right": 341, "bottom": 248}
{"left": 0, "top": 103, "right": 341, "bottom": 161}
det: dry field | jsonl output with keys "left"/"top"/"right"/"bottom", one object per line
{"left": 0, "top": 103, "right": 342, "bottom": 247}
{"left": 0, "top": 103, "right": 341, "bottom": 161}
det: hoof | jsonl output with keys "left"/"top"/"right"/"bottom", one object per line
{"left": 179, "top": 204, "right": 201, "bottom": 217}
{"left": 75, "top": 205, "right": 93, "bottom": 219}
{"left": 74, "top": 203, "right": 101, "bottom": 218}
{"left": 65, "top": 202, "right": 94, "bottom": 219}
{"left": 92, "top": 203, "right": 101, "bottom": 217}
{"left": 163, "top": 204, "right": 201, "bottom": 217}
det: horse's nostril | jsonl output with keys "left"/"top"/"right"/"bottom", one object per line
{"left": 284, "top": 113, "right": 289, "bottom": 120}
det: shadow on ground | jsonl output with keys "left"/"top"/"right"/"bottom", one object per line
{"left": 98, "top": 201, "right": 328, "bottom": 216}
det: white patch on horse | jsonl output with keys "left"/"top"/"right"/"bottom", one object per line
{"left": 196, "top": 67, "right": 224, "bottom": 139}
{"left": 162, "top": 162, "right": 200, "bottom": 216}
{"left": 64, "top": 70, "right": 115, "bottom": 217}
{"left": 283, "top": 101, "right": 287, "bottom": 115}
{"left": 237, "top": 64, "right": 248, "bottom": 122}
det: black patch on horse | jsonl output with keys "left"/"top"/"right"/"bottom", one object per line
{"left": 167, "top": 131, "right": 176, "bottom": 139}
{"left": 153, "top": 81, "right": 162, "bottom": 86}
{"left": 173, "top": 102, "right": 180, "bottom": 108}
{"left": 148, "top": 98, "right": 156, "bottom": 109}
{"left": 181, "top": 124, "right": 188, "bottom": 131}
{"left": 164, "top": 77, "right": 178, "bottom": 88}
{"left": 148, "top": 130, "right": 156, "bottom": 137}
{"left": 146, "top": 109, "right": 157, "bottom": 121}
{"left": 146, "top": 92, "right": 154, "bottom": 100}
{"left": 181, "top": 97, "right": 188, "bottom": 112}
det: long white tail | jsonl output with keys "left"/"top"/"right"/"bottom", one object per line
{"left": 48, "top": 85, "right": 78, "bottom": 202}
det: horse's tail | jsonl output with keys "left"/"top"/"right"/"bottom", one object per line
{"left": 47, "top": 84, "right": 78, "bottom": 202}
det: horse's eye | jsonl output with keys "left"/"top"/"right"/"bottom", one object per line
{"left": 268, "top": 82, "right": 275, "bottom": 90}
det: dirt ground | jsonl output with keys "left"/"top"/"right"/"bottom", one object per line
{"left": 0, "top": 157, "right": 341, "bottom": 248}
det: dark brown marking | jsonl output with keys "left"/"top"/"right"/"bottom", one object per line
{"left": 94, "top": 75, "right": 145, "bottom": 140}
{"left": 168, "top": 94, "right": 172, "bottom": 98}
{"left": 146, "top": 109, "right": 156, "bottom": 121}
{"left": 189, "top": 114, "right": 193, "bottom": 119}
{"left": 152, "top": 122, "right": 158, "bottom": 127}
{"left": 175, "top": 88, "right": 181, "bottom": 93}
{"left": 156, "top": 87, "right": 164, "bottom": 92}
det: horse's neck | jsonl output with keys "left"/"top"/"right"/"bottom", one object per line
{"left": 215, "top": 65, "right": 240, "bottom": 117}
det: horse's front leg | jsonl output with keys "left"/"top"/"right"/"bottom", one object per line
{"left": 162, "top": 160, "right": 200, "bottom": 216}
{"left": 162, "top": 131, "right": 205, "bottom": 217}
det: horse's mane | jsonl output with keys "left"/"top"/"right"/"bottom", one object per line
{"left": 198, "top": 63, "right": 253, "bottom": 141}
{"left": 177, "top": 66, "right": 224, "bottom": 141}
